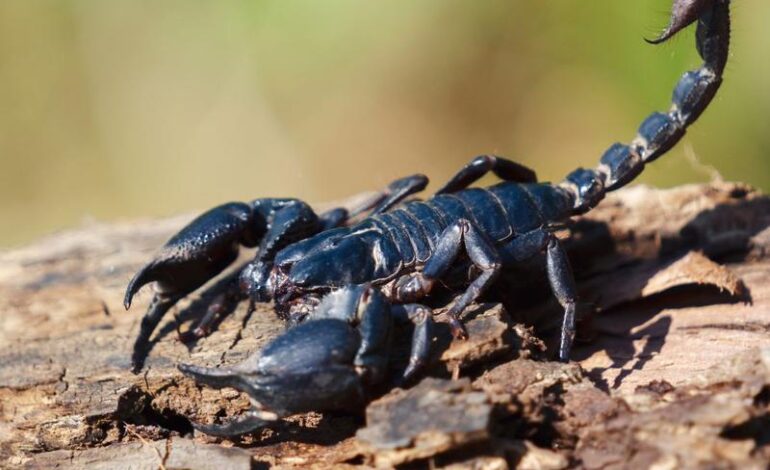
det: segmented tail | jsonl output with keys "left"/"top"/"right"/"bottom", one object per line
{"left": 562, "top": 0, "right": 730, "bottom": 213}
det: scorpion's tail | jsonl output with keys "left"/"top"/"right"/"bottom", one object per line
{"left": 560, "top": 0, "right": 730, "bottom": 213}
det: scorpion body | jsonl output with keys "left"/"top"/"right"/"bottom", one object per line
{"left": 124, "top": 0, "right": 732, "bottom": 436}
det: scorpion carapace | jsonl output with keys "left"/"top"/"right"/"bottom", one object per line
{"left": 125, "top": 0, "right": 731, "bottom": 431}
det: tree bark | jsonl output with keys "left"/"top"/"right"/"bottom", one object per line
{"left": 1, "top": 182, "right": 768, "bottom": 469}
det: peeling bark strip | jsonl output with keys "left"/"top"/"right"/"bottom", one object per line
{"left": 1, "top": 182, "right": 769, "bottom": 468}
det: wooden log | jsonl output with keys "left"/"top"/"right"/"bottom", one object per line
{"left": 1, "top": 182, "right": 768, "bottom": 468}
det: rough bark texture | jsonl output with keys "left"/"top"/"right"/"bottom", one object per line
{"left": 1, "top": 182, "right": 769, "bottom": 469}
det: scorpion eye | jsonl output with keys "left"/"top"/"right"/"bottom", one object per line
{"left": 323, "top": 235, "right": 345, "bottom": 249}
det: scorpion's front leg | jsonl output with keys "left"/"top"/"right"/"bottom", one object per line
{"left": 391, "top": 219, "right": 502, "bottom": 340}
{"left": 312, "top": 285, "right": 435, "bottom": 384}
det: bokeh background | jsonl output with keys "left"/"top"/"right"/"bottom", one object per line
{"left": 1, "top": 0, "right": 769, "bottom": 248}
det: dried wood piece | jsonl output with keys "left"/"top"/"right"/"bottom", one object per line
{"left": 437, "top": 304, "right": 516, "bottom": 373}
{"left": 641, "top": 250, "right": 744, "bottom": 297}
{"left": 568, "top": 249, "right": 747, "bottom": 315}
{"left": 356, "top": 378, "right": 492, "bottom": 467}
{"left": 29, "top": 437, "right": 253, "bottom": 470}
{"left": 577, "top": 348, "right": 770, "bottom": 469}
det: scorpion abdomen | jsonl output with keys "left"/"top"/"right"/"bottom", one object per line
{"left": 373, "top": 181, "right": 575, "bottom": 270}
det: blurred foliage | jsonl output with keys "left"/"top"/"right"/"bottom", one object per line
{"left": 1, "top": 0, "right": 768, "bottom": 247}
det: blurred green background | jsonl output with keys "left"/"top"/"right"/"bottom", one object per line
{"left": 1, "top": 1, "right": 768, "bottom": 248}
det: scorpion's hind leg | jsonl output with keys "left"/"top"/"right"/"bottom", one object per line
{"left": 348, "top": 173, "right": 429, "bottom": 218}
{"left": 500, "top": 229, "right": 577, "bottom": 362}
{"left": 435, "top": 155, "right": 537, "bottom": 194}
{"left": 545, "top": 235, "right": 578, "bottom": 363}
{"left": 391, "top": 219, "right": 502, "bottom": 340}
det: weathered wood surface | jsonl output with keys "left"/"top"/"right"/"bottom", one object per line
{"left": 1, "top": 182, "right": 769, "bottom": 469}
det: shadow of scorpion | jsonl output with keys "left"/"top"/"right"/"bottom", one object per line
{"left": 124, "top": 0, "right": 732, "bottom": 436}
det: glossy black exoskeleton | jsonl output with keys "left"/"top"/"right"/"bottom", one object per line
{"left": 125, "top": 0, "right": 732, "bottom": 435}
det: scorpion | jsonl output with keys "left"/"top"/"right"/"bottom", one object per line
{"left": 125, "top": 0, "right": 731, "bottom": 436}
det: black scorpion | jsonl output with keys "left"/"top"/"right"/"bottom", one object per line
{"left": 125, "top": 0, "right": 731, "bottom": 435}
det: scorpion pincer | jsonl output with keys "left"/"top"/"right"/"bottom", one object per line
{"left": 124, "top": 0, "right": 731, "bottom": 435}
{"left": 178, "top": 285, "right": 432, "bottom": 436}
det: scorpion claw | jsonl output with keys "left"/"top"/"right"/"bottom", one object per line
{"left": 123, "top": 262, "right": 159, "bottom": 310}
{"left": 192, "top": 410, "right": 277, "bottom": 437}
{"left": 178, "top": 363, "right": 244, "bottom": 390}
{"left": 647, "top": 0, "right": 713, "bottom": 44}
{"left": 179, "top": 318, "right": 371, "bottom": 436}
{"left": 180, "top": 363, "right": 278, "bottom": 437}
{"left": 448, "top": 316, "right": 468, "bottom": 340}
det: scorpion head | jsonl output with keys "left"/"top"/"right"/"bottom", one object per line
{"left": 266, "top": 226, "right": 399, "bottom": 317}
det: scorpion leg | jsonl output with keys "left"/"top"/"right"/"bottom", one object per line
{"left": 176, "top": 276, "right": 244, "bottom": 342}
{"left": 435, "top": 155, "right": 537, "bottom": 194}
{"left": 545, "top": 236, "right": 578, "bottom": 363}
{"left": 352, "top": 174, "right": 429, "bottom": 217}
{"left": 349, "top": 287, "right": 434, "bottom": 383}
{"left": 316, "top": 174, "right": 429, "bottom": 228}
{"left": 391, "top": 303, "right": 434, "bottom": 382}
{"left": 311, "top": 285, "right": 434, "bottom": 384}
{"left": 392, "top": 219, "right": 501, "bottom": 339}
{"left": 500, "top": 229, "right": 578, "bottom": 362}
{"left": 131, "top": 293, "right": 185, "bottom": 372}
